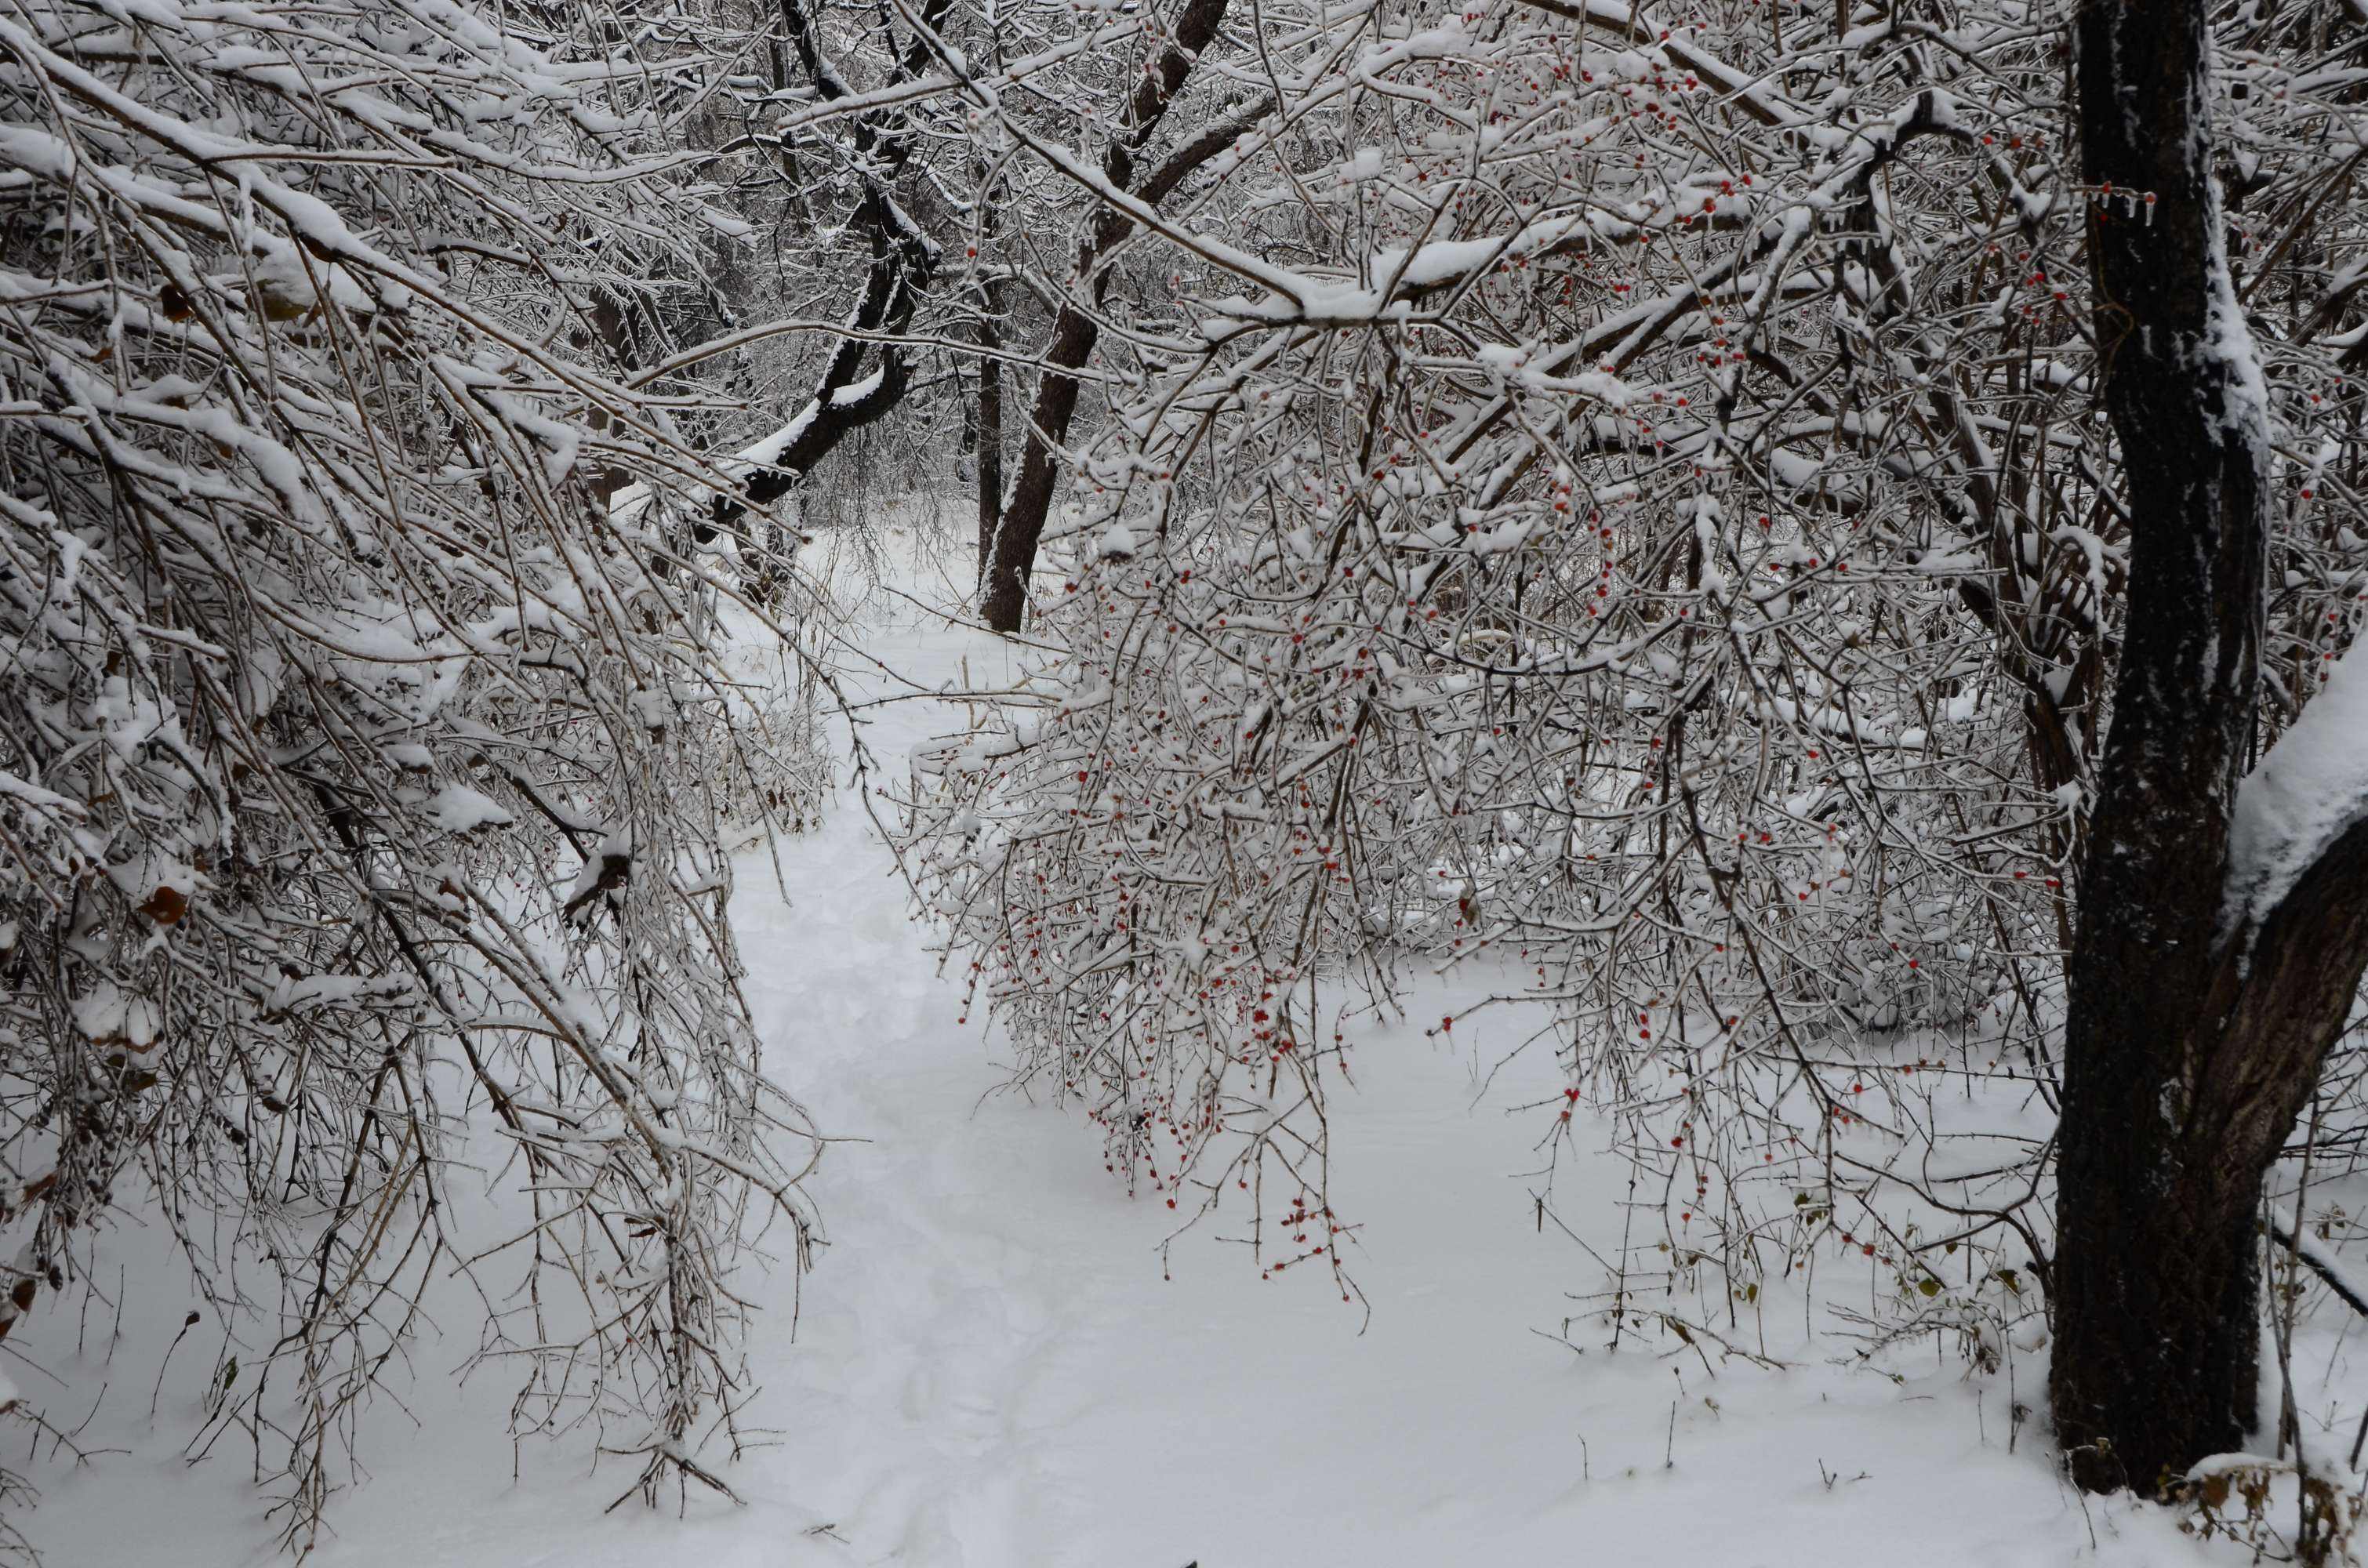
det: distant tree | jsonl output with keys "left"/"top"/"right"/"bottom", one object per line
{"left": 974, "top": 0, "right": 1266, "bottom": 632}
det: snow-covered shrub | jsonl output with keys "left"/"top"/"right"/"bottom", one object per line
{"left": 900, "top": 0, "right": 2368, "bottom": 1348}
{"left": 0, "top": 0, "right": 823, "bottom": 1544}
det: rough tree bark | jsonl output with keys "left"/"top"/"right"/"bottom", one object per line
{"left": 2054, "top": 0, "right": 2368, "bottom": 1495}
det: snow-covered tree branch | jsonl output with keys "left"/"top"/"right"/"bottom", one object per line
{"left": 0, "top": 0, "right": 830, "bottom": 1546}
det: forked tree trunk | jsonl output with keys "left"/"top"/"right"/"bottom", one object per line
{"left": 976, "top": 0, "right": 1256, "bottom": 632}
{"left": 2054, "top": 0, "right": 2368, "bottom": 1494}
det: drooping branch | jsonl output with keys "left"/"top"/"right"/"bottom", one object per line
{"left": 688, "top": 0, "right": 953, "bottom": 572}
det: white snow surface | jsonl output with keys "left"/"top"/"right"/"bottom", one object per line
{"left": 11, "top": 523, "right": 2321, "bottom": 1566}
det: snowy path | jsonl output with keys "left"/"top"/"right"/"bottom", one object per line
{"left": 27, "top": 531, "right": 2214, "bottom": 1565}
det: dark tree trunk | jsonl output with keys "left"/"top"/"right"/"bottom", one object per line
{"left": 980, "top": 303, "right": 1091, "bottom": 631}
{"left": 970, "top": 140, "right": 1007, "bottom": 584}
{"left": 661, "top": 0, "right": 951, "bottom": 599}
{"left": 2054, "top": 0, "right": 2368, "bottom": 1494}
{"left": 976, "top": 304, "right": 1004, "bottom": 581}
{"left": 977, "top": 0, "right": 1256, "bottom": 631}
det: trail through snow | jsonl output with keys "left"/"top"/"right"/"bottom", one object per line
{"left": 20, "top": 527, "right": 2241, "bottom": 1565}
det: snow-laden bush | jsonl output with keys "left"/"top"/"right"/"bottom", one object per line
{"left": 0, "top": 0, "right": 824, "bottom": 1544}
{"left": 900, "top": 0, "right": 2368, "bottom": 1353}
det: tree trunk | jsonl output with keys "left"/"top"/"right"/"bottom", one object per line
{"left": 976, "top": 303, "right": 1004, "bottom": 583}
{"left": 977, "top": 0, "right": 1251, "bottom": 632}
{"left": 972, "top": 140, "right": 1007, "bottom": 586}
{"left": 980, "top": 305, "right": 1090, "bottom": 631}
{"left": 977, "top": 103, "right": 1266, "bottom": 629}
{"left": 2054, "top": 0, "right": 2368, "bottom": 1494}
{"left": 684, "top": 0, "right": 950, "bottom": 591}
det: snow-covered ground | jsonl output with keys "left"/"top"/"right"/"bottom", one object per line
{"left": 11, "top": 521, "right": 2323, "bottom": 1565}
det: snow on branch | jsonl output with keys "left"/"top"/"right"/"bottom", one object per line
{"left": 2227, "top": 647, "right": 2368, "bottom": 941}
{"left": 0, "top": 0, "right": 834, "bottom": 1547}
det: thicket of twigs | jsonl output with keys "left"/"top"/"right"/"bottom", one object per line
{"left": 0, "top": 0, "right": 832, "bottom": 1546}
{"left": 896, "top": 0, "right": 2368, "bottom": 1367}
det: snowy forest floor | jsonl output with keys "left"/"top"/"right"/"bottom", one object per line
{"left": 15, "top": 517, "right": 2339, "bottom": 1566}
